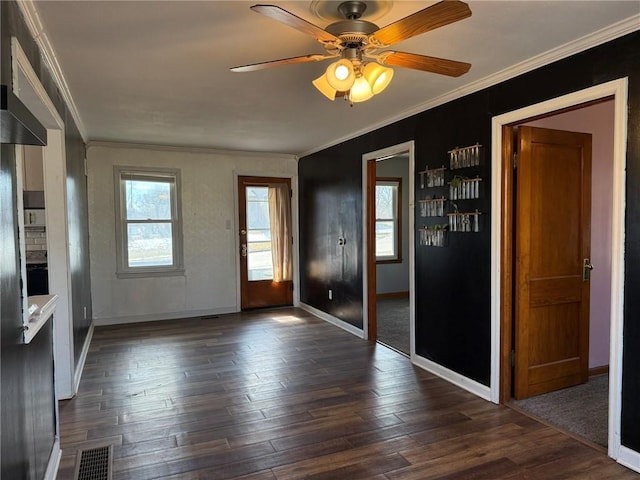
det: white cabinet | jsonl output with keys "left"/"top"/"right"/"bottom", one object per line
{"left": 25, "top": 209, "right": 46, "bottom": 227}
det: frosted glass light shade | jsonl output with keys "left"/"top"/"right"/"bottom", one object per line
{"left": 325, "top": 59, "right": 356, "bottom": 91}
{"left": 349, "top": 76, "right": 374, "bottom": 103}
{"left": 312, "top": 74, "right": 337, "bottom": 100}
{"left": 363, "top": 62, "right": 394, "bottom": 94}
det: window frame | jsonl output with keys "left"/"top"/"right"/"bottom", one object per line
{"left": 114, "top": 166, "right": 184, "bottom": 278}
{"left": 375, "top": 177, "right": 402, "bottom": 264}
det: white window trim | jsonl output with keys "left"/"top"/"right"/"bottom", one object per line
{"left": 114, "top": 166, "right": 184, "bottom": 278}
{"left": 375, "top": 178, "right": 401, "bottom": 262}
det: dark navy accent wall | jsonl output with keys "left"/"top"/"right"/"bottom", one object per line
{"left": 2, "top": 1, "right": 92, "bottom": 368}
{"left": 65, "top": 119, "right": 92, "bottom": 367}
{"left": 1, "top": 141, "right": 31, "bottom": 479}
{"left": 299, "top": 32, "right": 640, "bottom": 450}
{"left": 298, "top": 118, "right": 414, "bottom": 329}
{"left": 1, "top": 1, "right": 92, "bottom": 477}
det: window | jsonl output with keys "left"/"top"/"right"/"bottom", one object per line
{"left": 245, "top": 186, "right": 273, "bottom": 281}
{"left": 375, "top": 178, "right": 401, "bottom": 263}
{"left": 115, "top": 167, "right": 183, "bottom": 277}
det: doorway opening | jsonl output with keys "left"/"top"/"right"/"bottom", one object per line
{"left": 12, "top": 38, "right": 80, "bottom": 400}
{"left": 491, "top": 79, "right": 628, "bottom": 460}
{"left": 362, "top": 141, "right": 415, "bottom": 357}
{"left": 237, "top": 176, "right": 293, "bottom": 310}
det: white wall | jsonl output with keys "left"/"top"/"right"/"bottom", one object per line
{"left": 525, "top": 99, "right": 614, "bottom": 369}
{"left": 87, "top": 143, "right": 297, "bottom": 324}
{"left": 376, "top": 155, "right": 410, "bottom": 295}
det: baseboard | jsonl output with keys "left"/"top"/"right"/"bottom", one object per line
{"left": 64, "top": 322, "right": 95, "bottom": 399}
{"left": 44, "top": 439, "right": 61, "bottom": 480}
{"left": 618, "top": 445, "right": 640, "bottom": 474}
{"left": 376, "top": 291, "right": 409, "bottom": 300}
{"left": 589, "top": 365, "right": 609, "bottom": 376}
{"left": 412, "top": 354, "right": 492, "bottom": 402}
{"left": 298, "top": 302, "right": 364, "bottom": 339}
{"left": 93, "top": 307, "right": 238, "bottom": 326}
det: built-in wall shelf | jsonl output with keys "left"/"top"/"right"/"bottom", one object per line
{"left": 23, "top": 294, "right": 57, "bottom": 344}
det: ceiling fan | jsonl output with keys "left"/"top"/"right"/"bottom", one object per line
{"left": 230, "top": 0, "right": 472, "bottom": 104}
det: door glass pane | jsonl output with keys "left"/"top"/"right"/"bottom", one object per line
{"left": 125, "top": 179, "right": 172, "bottom": 220}
{"left": 127, "top": 223, "right": 173, "bottom": 267}
{"left": 246, "top": 187, "right": 273, "bottom": 281}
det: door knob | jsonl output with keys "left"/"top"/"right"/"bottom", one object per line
{"left": 583, "top": 258, "right": 594, "bottom": 282}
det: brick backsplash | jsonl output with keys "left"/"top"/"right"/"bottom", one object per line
{"left": 25, "top": 227, "right": 47, "bottom": 251}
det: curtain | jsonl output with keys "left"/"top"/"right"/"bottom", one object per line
{"left": 268, "top": 183, "right": 292, "bottom": 282}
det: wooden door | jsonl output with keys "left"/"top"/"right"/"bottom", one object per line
{"left": 238, "top": 176, "right": 293, "bottom": 310}
{"left": 514, "top": 126, "right": 592, "bottom": 399}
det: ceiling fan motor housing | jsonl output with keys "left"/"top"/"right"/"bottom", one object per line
{"left": 326, "top": 0, "right": 379, "bottom": 48}
{"left": 326, "top": 20, "right": 378, "bottom": 39}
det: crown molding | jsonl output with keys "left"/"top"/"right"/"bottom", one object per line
{"left": 299, "top": 13, "right": 640, "bottom": 158}
{"left": 16, "top": 0, "right": 87, "bottom": 141}
{"left": 86, "top": 140, "right": 298, "bottom": 161}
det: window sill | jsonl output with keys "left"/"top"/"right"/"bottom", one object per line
{"left": 116, "top": 268, "right": 185, "bottom": 279}
{"left": 376, "top": 258, "right": 402, "bottom": 265}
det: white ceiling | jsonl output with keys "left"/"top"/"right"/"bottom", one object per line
{"left": 31, "top": 1, "right": 639, "bottom": 156}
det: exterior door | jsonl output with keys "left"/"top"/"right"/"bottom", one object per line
{"left": 238, "top": 176, "right": 293, "bottom": 310}
{"left": 514, "top": 126, "right": 592, "bottom": 399}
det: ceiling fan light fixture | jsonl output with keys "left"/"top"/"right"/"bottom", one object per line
{"left": 348, "top": 75, "right": 374, "bottom": 103}
{"left": 236, "top": 2, "right": 473, "bottom": 105}
{"left": 363, "top": 62, "right": 394, "bottom": 94}
{"left": 312, "top": 74, "right": 337, "bottom": 100}
{"left": 325, "top": 59, "right": 356, "bottom": 91}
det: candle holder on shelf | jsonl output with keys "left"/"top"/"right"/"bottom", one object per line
{"left": 419, "top": 196, "right": 446, "bottom": 217}
{"left": 449, "top": 143, "right": 482, "bottom": 170}
{"left": 418, "top": 225, "right": 448, "bottom": 247}
{"left": 447, "top": 209, "right": 482, "bottom": 233}
{"left": 419, "top": 166, "right": 446, "bottom": 188}
{"left": 449, "top": 175, "right": 481, "bottom": 200}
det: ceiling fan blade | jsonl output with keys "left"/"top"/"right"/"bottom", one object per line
{"left": 370, "top": 0, "right": 471, "bottom": 47}
{"left": 231, "top": 54, "right": 334, "bottom": 73}
{"left": 251, "top": 5, "right": 340, "bottom": 44}
{"left": 378, "top": 51, "right": 471, "bottom": 77}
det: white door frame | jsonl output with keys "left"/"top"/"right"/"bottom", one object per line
{"left": 490, "top": 78, "right": 629, "bottom": 464}
{"left": 362, "top": 141, "right": 415, "bottom": 356}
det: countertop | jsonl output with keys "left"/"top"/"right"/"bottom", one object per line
{"left": 26, "top": 259, "right": 48, "bottom": 266}
{"left": 24, "top": 294, "right": 57, "bottom": 344}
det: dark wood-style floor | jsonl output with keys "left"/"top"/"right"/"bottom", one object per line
{"left": 57, "top": 308, "right": 638, "bottom": 479}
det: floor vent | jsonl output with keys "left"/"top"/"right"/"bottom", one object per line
{"left": 201, "top": 315, "right": 219, "bottom": 320}
{"left": 74, "top": 445, "right": 112, "bottom": 480}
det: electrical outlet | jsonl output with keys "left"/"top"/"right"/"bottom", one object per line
{"left": 328, "top": 289, "right": 333, "bottom": 300}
